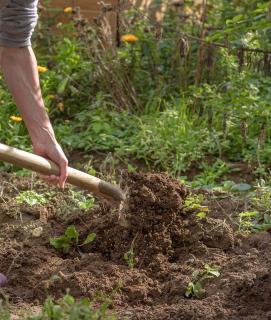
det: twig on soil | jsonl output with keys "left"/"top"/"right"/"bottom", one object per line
{"left": 6, "top": 250, "right": 23, "bottom": 277}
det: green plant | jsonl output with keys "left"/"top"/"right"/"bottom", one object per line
{"left": 16, "top": 191, "right": 47, "bottom": 206}
{"left": 238, "top": 211, "right": 259, "bottom": 234}
{"left": 183, "top": 194, "right": 209, "bottom": 219}
{"left": 191, "top": 160, "right": 232, "bottom": 188}
{"left": 0, "top": 300, "right": 10, "bottom": 320}
{"left": 50, "top": 225, "right": 96, "bottom": 254}
{"left": 27, "top": 293, "right": 116, "bottom": 320}
{"left": 124, "top": 237, "right": 137, "bottom": 268}
{"left": 252, "top": 213, "right": 271, "bottom": 232}
{"left": 69, "top": 190, "right": 95, "bottom": 210}
{"left": 185, "top": 264, "right": 220, "bottom": 298}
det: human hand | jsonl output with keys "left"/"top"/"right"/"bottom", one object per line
{"left": 33, "top": 141, "right": 68, "bottom": 188}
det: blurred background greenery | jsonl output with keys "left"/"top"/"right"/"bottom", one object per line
{"left": 0, "top": 0, "right": 270, "bottom": 186}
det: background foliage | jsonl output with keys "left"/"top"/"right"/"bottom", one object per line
{"left": 0, "top": 0, "right": 270, "bottom": 180}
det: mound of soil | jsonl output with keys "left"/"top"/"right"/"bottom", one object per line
{"left": 86, "top": 173, "right": 234, "bottom": 268}
{"left": 0, "top": 172, "right": 271, "bottom": 319}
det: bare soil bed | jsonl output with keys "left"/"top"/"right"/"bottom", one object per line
{"left": 0, "top": 172, "right": 271, "bottom": 319}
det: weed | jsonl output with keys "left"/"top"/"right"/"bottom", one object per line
{"left": 124, "top": 237, "right": 137, "bottom": 268}
{"left": 27, "top": 292, "right": 116, "bottom": 320}
{"left": 16, "top": 191, "right": 47, "bottom": 206}
{"left": 238, "top": 184, "right": 271, "bottom": 234}
{"left": 191, "top": 160, "right": 232, "bottom": 188}
{"left": 238, "top": 211, "right": 259, "bottom": 234}
{"left": 83, "top": 160, "right": 97, "bottom": 177}
{"left": 183, "top": 194, "right": 209, "bottom": 219}
{"left": 252, "top": 213, "right": 271, "bottom": 232}
{"left": 238, "top": 210, "right": 271, "bottom": 234}
{"left": 50, "top": 225, "right": 96, "bottom": 254}
{"left": 185, "top": 264, "right": 220, "bottom": 299}
{"left": 69, "top": 190, "right": 95, "bottom": 210}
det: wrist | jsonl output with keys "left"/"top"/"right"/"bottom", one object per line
{"left": 28, "top": 123, "right": 57, "bottom": 147}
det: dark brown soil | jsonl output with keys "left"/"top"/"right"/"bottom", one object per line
{"left": 0, "top": 172, "right": 271, "bottom": 319}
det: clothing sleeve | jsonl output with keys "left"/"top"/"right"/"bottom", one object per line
{"left": 0, "top": 0, "right": 38, "bottom": 48}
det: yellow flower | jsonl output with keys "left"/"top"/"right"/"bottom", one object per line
{"left": 10, "top": 115, "right": 22, "bottom": 122}
{"left": 64, "top": 7, "right": 73, "bottom": 13}
{"left": 121, "top": 34, "right": 139, "bottom": 43}
{"left": 37, "top": 66, "right": 48, "bottom": 73}
{"left": 57, "top": 102, "right": 64, "bottom": 112}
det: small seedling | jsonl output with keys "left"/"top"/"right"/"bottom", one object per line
{"left": 185, "top": 264, "right": 220, "bottom": 298}
{"left": 69, "top": 190, "right": 95, "bottom": 210}
{"left": 238, "top": 211, "right": 258, "bottom": 234}
{"left": 50, "top": 225, "right": 96, "bottom": 254}
{"left": 252, "top": 213, "right": 271, "bottom": 232}
{"left": 238, "top": 210, "right": 271, "bottom": 234}
{"left": 124, "top": 237, "right": 137, "bottom": 268}
{"left": 27, "top": 292, "right": 117, "bottom": 320}
{"left": 16, "top": 190, "right": 47, "bottom": 206}
{"left": 183, "top": 194, "right": 209, "bottom": 219}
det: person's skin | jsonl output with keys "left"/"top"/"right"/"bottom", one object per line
{"left": 0, "top": 46, "right": 68, "bottom": 187}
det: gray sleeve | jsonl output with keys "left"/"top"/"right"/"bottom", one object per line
{"left": 0, "top": 0, "right": 38, "bottom": 47}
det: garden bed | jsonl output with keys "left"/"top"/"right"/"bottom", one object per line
{"left": 0, "top": 172, "right": 271, "bottom": 319}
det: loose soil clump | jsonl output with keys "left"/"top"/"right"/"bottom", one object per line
{"left": 0, "top": 172, "right": 271, "bottom": 319}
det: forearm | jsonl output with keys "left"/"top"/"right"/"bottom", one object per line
{"left": 0, "top": 46, "right": 56, "bottom": 145}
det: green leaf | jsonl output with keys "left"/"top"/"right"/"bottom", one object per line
{"left": 65, "top": 225, "right": 79, "bottom": 243}
{"left": 92, "top": 123, "right": 104, "bottom": 134}
{"left": 264, "top": 214, "right": 271, "bottom": 224}
{"left": 185, "top": 282, "right": 194, "bottom": 298}
{"left": 50, "top": 236, "right": 69, "bottom": 249}
{"left": 208, "top": 270, "right": 220, "bottom": 277}
{"left": 233, "top": 183, "right": 252, "bottom": 192}
{"left": 63, "top": 294, "right": 75, "bottom": 306}
{"left": 57, "top": 77, "right": 69, "bottom": 95}
{"left": 82, "top": 232, "right": 96, "bottom": 245}
{"left": 239, "top": 211, "right": 258, "bottom": 217}
{"left": 232, "top": 14, "right": 244, "bottom": 23}
{"left": 193, "top": 282, "right": 202, "bottom": 296}
{"left": 196, "top": 212, "right": 207, "bottom": 218}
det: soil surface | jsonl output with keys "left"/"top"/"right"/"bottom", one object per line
{"left": 0, "top": 171, "right": 271, "bottom": 319}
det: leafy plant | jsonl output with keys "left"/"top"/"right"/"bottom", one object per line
{"left": 69, "top": 190, "right": 95, "bottom": 210}
{"left": 252, "top": 213, "right": 271, "bottom": 232}
{"left": 183, "top": 194, "right": 209, "bottom": 219}
{"left": 185, "top": 264, "right": 220, "bottom": 299}
{"left": 50, "top": 225, "right": 96, "bottom": 254}
{"left": 16, "top": 191, "right": 47, "bottom": 206}
{"left": 0, "top": 0, "right": 271, "bottom": 180}
{"left": 27, "top": 293, "right": 116, "bottom": 320}
{"left": 238, "top": 210, "right": 271, "bottom": 234}
{"left": 191, "top": 160, "right": 232, "bottom": 188}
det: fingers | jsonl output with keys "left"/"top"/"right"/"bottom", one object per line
{"left": 33, "top": 142, "right": 68, "bottom": 189}
{"left": 39, "top": 174, "right": 59, "bottom": 186}
{"left": 59, "top": 159, "right": 68, "bottom": 189}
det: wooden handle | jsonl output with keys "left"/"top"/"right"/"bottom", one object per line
{"left": 0, "top": 143, "right": 125, "bottom": 203}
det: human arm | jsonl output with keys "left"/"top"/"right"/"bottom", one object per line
{"left": 0, "top": 46, "right": 68, "bottom": 188}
